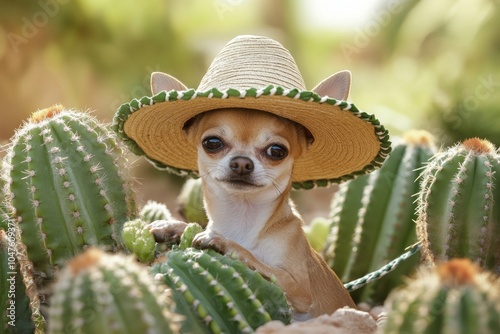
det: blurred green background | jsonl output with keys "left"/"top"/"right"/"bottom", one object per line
{"left": 1, "top": 0, "right": 499, "bottom": 220}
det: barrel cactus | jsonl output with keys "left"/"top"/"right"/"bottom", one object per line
{"left": 323, "top": 130, "right": 436, "bottom": 303}
{"left": 123, "top": 220, "right": 291, "bottom": 333}
{"left": 177, "top": 178, "right": 208, "bottom": 227}
{"left": 417, "top": 138, "right": 500, "bottom": 272}
{"left": 1, "top": 105, "right": 137, "bottom": 280}
{"left": 48, "top": 248, "right": 179, "bottom": 334}
{"left": 139, "top": 200, "right": 172, "bottom": 223}
{"left": 383, "top": 259, "right": 500, "bottom": 333}
{"left": 152, "top": 248, "right": 291, "bottom": 333}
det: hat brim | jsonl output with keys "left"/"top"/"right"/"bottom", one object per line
{"left": 113, "top": 85, "right": 391, "bottom": 189}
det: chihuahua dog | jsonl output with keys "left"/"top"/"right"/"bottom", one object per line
{"left": 149, "top": 77, "right": 357, "bottom": 318}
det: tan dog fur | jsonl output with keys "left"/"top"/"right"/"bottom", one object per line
{"left": 151, "top": 108, "right": 355, "bottom": 319}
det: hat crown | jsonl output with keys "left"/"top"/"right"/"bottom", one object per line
{"left": 198, "top": 35, "right": 306, "bottom": 91}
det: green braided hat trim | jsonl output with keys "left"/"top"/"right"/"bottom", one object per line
{"left": 112, "top": 85, "right": 391, "bottom": 190}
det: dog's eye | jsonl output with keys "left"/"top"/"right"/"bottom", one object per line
{"left": 265, "top": 144, "right": 288, "bottom": 160}
{"left": 202, "top": 137, "right": 224, "bottom": 152}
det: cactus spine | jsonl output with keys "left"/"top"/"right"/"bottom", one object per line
{"left": 323, "top": 130, "right": 436, "bottom": 303}
{"left": 152, "top": 248, "right": 291, "bottom": 333}
{"left": 48, "top": 248, "right": 179, "bottom": 334}
{"left": 417, "top": 138, "right": 500, "bottom": 271}
{"left": 2, "top": 105, "right": 137, "bottom": 280}
{"left": 383, "top": 259, "right": 500, "bottom": 333}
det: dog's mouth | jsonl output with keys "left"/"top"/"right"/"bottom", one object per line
{"left": 219, "top": 177, "right": 264, "bottom": 189}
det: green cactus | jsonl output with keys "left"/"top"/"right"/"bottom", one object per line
{"left": 152, "top": 248, "right": 291, "bottom": 333}
{"left": 122, "top": 218, "right": 156, "bottom": 263}
{"left": 323, "top": 130, "right": 436, "bottom": 304}
{"left": 177, "top": 178, "right": 209, "bottom": 227}
{"left": 383, "top": 259, "right": 500, "bottom": 333}
{"left": 417, "top": 138, "right": 500, "bottom": 271}
{"left": 178, "top": 222, "right": 204, "bottom": 250}
{"left": 1, "top": 229, "right": 45, "bottom": 334}
{"left": 1, "top": 105, "right": 137, "bottom": 280}
{"left": 48, "top": 248, "right": 179, "bottom": 334}
{"left": 140, "top": 200, "right": 172, "bottom": 223}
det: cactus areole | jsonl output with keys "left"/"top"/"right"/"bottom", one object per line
{"left": 3, "top": 106, "right": 136, "bottom": 279}
{"left": 417, "top": 138, "right": 500, "bottom": 272}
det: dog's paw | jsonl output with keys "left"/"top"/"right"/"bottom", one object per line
{"left": 192, "top": 230, "right": 228, "bottom": 254}
{"left": 146, "top": 220, "right": 188, "bottom": 244}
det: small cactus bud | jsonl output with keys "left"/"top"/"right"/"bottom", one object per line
{"left": 139, "top": 200, "right": 172, "bottom": 223}
{"left": 122, "top": 219, "right": 156, "bottom": 263}
{"left": 177, "top": 178, "right": 208, "bottom": 227}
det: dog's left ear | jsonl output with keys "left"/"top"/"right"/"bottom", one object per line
{"left": 312, "top": 70, "right": 351, "bottom": 101}
{"left": 151, "top": 72, "right": 188, "bottom": 95}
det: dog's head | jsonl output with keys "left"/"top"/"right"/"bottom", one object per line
{"left": 184, "top": 108, "right": 312, "bottom": 195}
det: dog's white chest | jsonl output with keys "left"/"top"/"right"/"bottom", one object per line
{"left": 208, "top": 199, "right": 286, "bottom": 267}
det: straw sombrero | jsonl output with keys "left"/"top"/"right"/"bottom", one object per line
{"left": 113, "top": 35, "right": 391, "bottom": 189}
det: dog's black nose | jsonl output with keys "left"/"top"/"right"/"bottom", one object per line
{"left": 229, "top": 156, "right": 254, "bottom": 175}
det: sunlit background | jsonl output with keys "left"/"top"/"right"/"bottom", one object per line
{"left": 1, "top": 0, "right": 499, "bottom": 220}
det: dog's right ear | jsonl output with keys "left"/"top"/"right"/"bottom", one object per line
{"left": 312, "top": 70, "right": 351, "bottom": 101}
{"left": 151, "top": 72, "right": 188, "bottom": 95}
